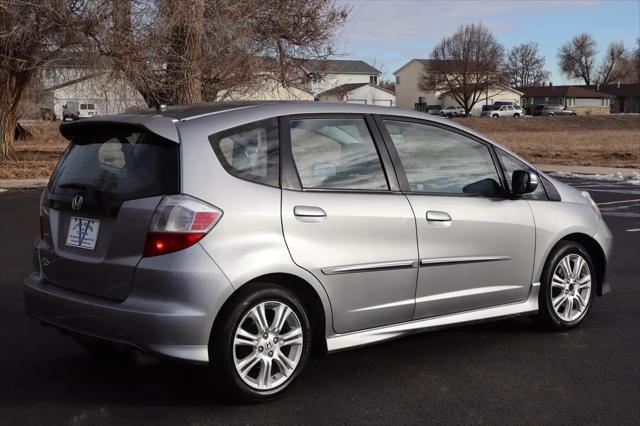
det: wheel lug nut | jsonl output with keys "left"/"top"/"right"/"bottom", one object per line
{"left": 263, "top": 333, "right": 268, "bottom": 339}
{"left": 258, "top": 346, "right": 263, "bottom": 353}
{"left": 273, "top": 337, "right": 279, "bottom": 343}
{"left": 268, "top": 351, "right": 273, "bottom": 357}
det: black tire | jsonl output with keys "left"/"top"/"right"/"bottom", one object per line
{"left": 537, "top": 241, "right": 596, "bottom": 330}
{"left": 492, "top": 114, "right": 499, "bottom": 118}
{"left": 210, "top": 283, "right": 312, "bottom": 403}
{"left": 513, "top": 113, "right": 520, "bottom": 118}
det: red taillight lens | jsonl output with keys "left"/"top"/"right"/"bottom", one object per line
{"left": 144, "top": 232, "right": 207, "bottom": 257}
{"left": 143, "top": 195, "right": 222, "bottom": 257}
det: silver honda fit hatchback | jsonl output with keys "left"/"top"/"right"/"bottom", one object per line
{"left": 25, "top": 102, "right": 612, "bottom": 402}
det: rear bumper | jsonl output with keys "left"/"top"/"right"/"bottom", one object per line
{"left": 24, "top": 243, "right": 234, "bottom": 363}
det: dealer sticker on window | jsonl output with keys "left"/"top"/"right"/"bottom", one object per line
{"left": 66, "top": 217, "right": 100, "bottom": 250}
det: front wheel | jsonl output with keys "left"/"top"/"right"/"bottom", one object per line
{"left": 492, "top": 114, "right": 499, "bottom": 118}
{"left": 210, "top": 284, "right": 311, "bottom": 403}
{"left": 537, "top": 241, "right": 595, "bottom": 330}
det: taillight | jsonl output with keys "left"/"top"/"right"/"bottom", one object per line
{"left": 143, "top": 194, "right": 222, "bottom": 257}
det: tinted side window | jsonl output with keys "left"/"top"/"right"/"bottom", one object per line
{"left": 383, "top": 120, "right": 502, "bottom": 196}
{"left": 209, "top": 118, "right": 279, "bottom": 187}
{"left": 495, "top": 148, "right": 547, "bottom": 200}
{"left": 289, "top": 117, "right": 389, "bottom": 191}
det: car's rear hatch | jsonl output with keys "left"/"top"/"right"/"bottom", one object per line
{"left": 39, "top": 122, "right": 179, "bottom": 301}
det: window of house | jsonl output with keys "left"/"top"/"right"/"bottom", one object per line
{"left": 395, "top": 76, "right": 401, "bottom": 85}
{"left": 312, "top": 74, "right": 322, "bottom": 84}
{"left": 209, "top": 118, "right": 279, "bottom": 187}
{"left": 289, "top": 118, "right": 388, "bottom": 191}
{"left": 370, "top": 75, "right": 378, "bottom": 85}
{"left": 383, "top": 120, "right": 502, "bottom": 195}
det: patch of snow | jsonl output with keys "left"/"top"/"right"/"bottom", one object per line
{"left": 550, "top": 171, "right": 640, "bottom": 186}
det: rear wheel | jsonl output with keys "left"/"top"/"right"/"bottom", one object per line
{"left": 210, "top": 284, "right": 311, "bottom": 403}
{"left": 513, "top": 113, "right": 520, "bottom": 118}
{"left": 537, "top": 241, "right": 595, "bottom": 330}
{"left": 492, "top": 114, "right": 499, "bottom": 118}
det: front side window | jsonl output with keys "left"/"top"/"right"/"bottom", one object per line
{"left": 209, "top": 119, "right": 279, "bottom": 187}
{"left": 383, "top": 120, "right": 502, "bottom": 196}
{"left": 289, "top": 117, "right": 388, "bottom": 191}
{"left": 495, "top": 148, "right": 547, "bottom": 200}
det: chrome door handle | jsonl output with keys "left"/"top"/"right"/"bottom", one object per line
{"left": 426, "top": 210, "right": 451, "bottom": 222}
{"left": 294, "top": 206, "right": 327, "bottom": 218}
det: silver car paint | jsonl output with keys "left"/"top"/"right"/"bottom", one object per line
{"left": 408, "top": 195, "right": 536, "bottom": 319}
{"left": 281, "top": 190, "right": 418, "bottom": 333}
{"left": 24, "top": 102, "right": 612, "bottom": 364}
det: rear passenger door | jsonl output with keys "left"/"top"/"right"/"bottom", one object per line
{"left": 377, "top": 117, "right": 536, "bottom": 319}
{"left": 280, "top": 115, "right": 418, "bottom": 334}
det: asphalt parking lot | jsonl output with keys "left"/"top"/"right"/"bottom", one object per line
{"left": 0, "top": 177, "right": 638, "bottom": 425}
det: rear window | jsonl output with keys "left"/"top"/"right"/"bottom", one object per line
{"left": 50, "top": 126, "right": 179, "bottom": 200}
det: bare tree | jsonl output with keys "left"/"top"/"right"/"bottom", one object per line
{"left": 0, "top": 0, "right": 106, "bottom": 161}
{"left": 0, "top": 0, "right": 348, "bottom": 161}
{"left": 558, "top": 33, "right": 597, "bottom": 85}
{"left": 634, "top": 37, "right": 640, "bottom": 83}
{"left": 505, "top": 42, "right": 549, "bottom": 87}
{"left": 420, "top": 23, "right": 505, "bottom": 115}
{"left": 596, "top": 41, "right": 631, "bottom": 85}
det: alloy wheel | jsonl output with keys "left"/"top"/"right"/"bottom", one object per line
{"left": 233, "top": 301, "right": 304, "bottom": 390}
{"left": 550, "top": 254, "right": 592, "bottom": 322}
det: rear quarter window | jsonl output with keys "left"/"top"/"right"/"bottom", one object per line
{"left": 208, "top": 118, "right": 279, "bottom": 187}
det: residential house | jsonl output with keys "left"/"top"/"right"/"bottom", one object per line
{"left": 316, "top": 82, "right": 396, "bottom": 106}
{"left": 393, "top": 59, "right": 522, "bottom": 115}
{"left": 301, "top": 59, "right": 382, "bottom": 95}
{"left": 597, "top": 83, "right": 640, "bottom": 113}
{"left": 39, "top": 61, "right": 147, "bottom": 120}
{"left": 519, "top": 85, "right": 612, "bottom": 115}
{"left": 217, "top": 76, "right": 314, "bottom": 102}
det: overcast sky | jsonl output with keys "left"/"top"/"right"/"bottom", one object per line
{"left": 334, "top": 0, "right": 640, "bottom": 84}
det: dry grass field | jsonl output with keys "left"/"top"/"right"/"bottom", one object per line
{"left": 460, "top": 115, "right": 640, "bottom": 169}
{"left": 1, "top": 115, "right": 638, "bottom": 180}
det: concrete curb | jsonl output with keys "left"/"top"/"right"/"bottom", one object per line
{"left": 1, "top": 166, "right": 638, "bottom": 191}
{"left": 0, "top": 179, "right": 48, "bottom": 190}
{"left": 536, "top": 164, "right": 639, "bottom": 177}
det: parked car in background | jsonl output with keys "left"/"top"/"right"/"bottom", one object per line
{"left": 25, "top": 102, "right": 611, "bottom": 402}
{"left": 481, "top": 104, "right": 523, "bottom": 118}
{"left": 540, "top": 104, "right": 577, "bottom": 116}
{"left": 426, "top": 105, "right": 443, "bottom": 115}
{"left": 62, "top": 101, "right": 97, "bottom": 121}
{"left": 440, "top": 105, "right": 466, "bottom": 117}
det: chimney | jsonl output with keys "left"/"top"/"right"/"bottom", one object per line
{"left": 617, "top": 81, "right": 621, "bottom": 89}
{"left": 549, "top": 82, "right": 553, "bottom": 87}
{"left": 597, "top": 83, "right": 600, "bottom": 91}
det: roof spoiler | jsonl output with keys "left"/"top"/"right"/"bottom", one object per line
{"left": 59, "top": 114, "right": 180, "bottom": 143}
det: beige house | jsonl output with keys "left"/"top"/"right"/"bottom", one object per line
{"left": 393, "top": 59, "right": 522, "bottom": 115}
{"left": 217, "top": 77, "right": 314, "bottom": 102}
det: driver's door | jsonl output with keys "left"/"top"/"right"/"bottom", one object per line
{"left": 378, "top": 118, "right": 536, "bottom": 319}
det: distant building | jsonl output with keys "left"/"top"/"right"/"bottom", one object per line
{"left": 217, "top": 76, "right": 314, "bottom": 102}
{"left": 38, "top": 62, "right": 147, "bottom": 120}
{"left": 300, "top": 59, "right": 383, "bottom": 96}
{"left": 393, "top": 59, "right": 522, "bottom": 115}
{"left": 316, "top": 82, "right": 396, "bottom": 106}
{"left": 519, "top": 85, "right": 613, "bottom": 115}
{"left": 597, "top": 83, "right": 640, "bottom": 113}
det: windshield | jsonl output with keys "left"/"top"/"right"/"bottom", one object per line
{"left": 50, "top": 126, "right": 179, "bottom": 201}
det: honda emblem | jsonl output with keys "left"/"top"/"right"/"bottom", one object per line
{"left": 71, "top": 195, "right": 84, "bottom": 211}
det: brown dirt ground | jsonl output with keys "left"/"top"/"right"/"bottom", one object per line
{"left": 1, "top": 115, "right": 639, "bottom": 180}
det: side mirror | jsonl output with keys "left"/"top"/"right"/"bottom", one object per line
{"left": 512, "top": 170, "right": 538, "bottom": 195}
